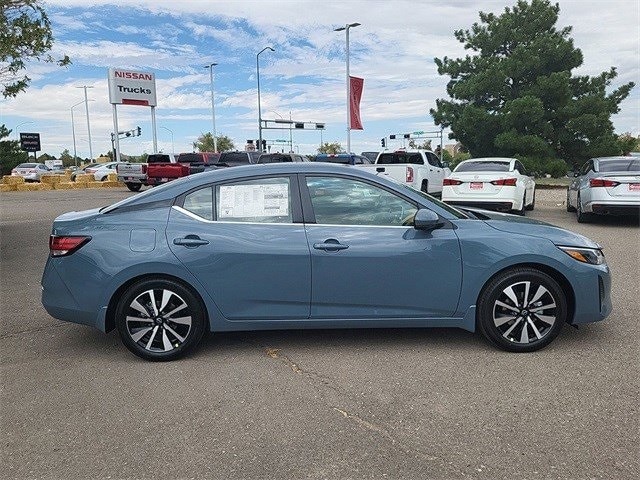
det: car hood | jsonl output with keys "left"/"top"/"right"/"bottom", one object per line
{"left": 462, "top": 208, "right": 600, "bottom": 249}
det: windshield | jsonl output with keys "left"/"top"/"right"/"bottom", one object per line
{"left": 218, "top": 152, "right": 251, "bottom": 164}
{"left": 598, "top": 159, "right": 640, "bottom": 172}
{"left": 398, "top": 184, "right": 469, "bottom": 219}
{"left": 455, "top": 161, "right": 511, "bottom": 172}
{"left": 17, "top": 163, "right": 37, "bottom": 168}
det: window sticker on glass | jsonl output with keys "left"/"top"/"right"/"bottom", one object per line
{"left": 218, "top": 183, "right": 289, "bottom": 218}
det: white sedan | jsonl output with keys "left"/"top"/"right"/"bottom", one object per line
{"left": 442, "top": 158, "right": 536, "bottom": 215}
{"left": 85, "top": 162, "right": 125, "bottom": 181}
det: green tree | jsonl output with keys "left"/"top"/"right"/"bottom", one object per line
{"left": 617, "top": 133, "right": 639, "bottom": 155}
{"left": 0, "top": 124, "right": 28, "bottom": 174}
{"left": 1, "top": 0, "right": 71, "bottom": 97}
{"left": 430, "top": 0, "right": 634, "bottom": 166}
{"left": 59, "top": 148, "right": 74, "bottom": 166}
{"left": 193, "top": 133, "right": 235, "bottom": 152}
{"left": 317, "top": 141, "right": 344, "bottom": 154}
{"left": 37, "top": 152, "right": 55, "bottom": 161}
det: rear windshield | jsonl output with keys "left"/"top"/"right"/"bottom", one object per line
{"left": 377, "top": 152, "right": 423, "bottom": 165}
{"left": 455, "top": 161, "right": 511, "bottom": 172}
{"left": 148, "top": 154, "right": 172, "bottom": 163}
{"left": 598, "top": 159, "right": 640, "bottom": 172}
{"left": 218, "top": 152, "right": 251, "bottom": 164}
{"left": 258, "top": 154, "right": 293, "bottom": 163}
{"left": 322, "top": 156, "right": 351, "bottom": 164}
{"left": 177, "top": 153, "right": 203, "bottom": 163}
{"left": 17, "top": 163, "right": 37, "bottom": 168}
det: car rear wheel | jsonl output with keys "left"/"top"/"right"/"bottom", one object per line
{"left": 100, "top": 176, "right": 108, "bottom": 181}
{"left": 513, "top": 194, "right": 526, "bottom": 215}
{"left": 477, "top": 268, "right": 567, "bottom": 352}
{"left": 576, "top": 194, "right": 593, "bottom": 223}
{"left": 126, "top": 182, "right": 142, "bottom": 192}
{"left": 115, "top": 278, "right": 206, "bottom": 361}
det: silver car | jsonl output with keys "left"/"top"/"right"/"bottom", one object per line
{"left": 10, "top": 163, "right": 52, "bottom": 182}
{"left": 567, "top": 156, "right": 640, "bottom": 222}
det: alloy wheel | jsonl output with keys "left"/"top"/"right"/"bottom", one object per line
{"left": 492, "top": 280, "right": 557, "bottom": 344}
{"left": 125, "top": 288, "right": 193, "bottom": 353}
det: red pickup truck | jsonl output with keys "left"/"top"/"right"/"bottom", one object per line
{"left": 146, "top": 152, "right": 220, "bottom": 185}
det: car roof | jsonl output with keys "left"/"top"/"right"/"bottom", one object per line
{"left": 458, "top": 157, "right": 516, "bottom": 163}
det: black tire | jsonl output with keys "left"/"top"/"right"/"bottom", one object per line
{"left": 115, "top": 278, "right": 206, "bottom": 361}
{"left": 477, "top": 268, "right": 567, "bottom": 352}
{"left": 525, "top": 190, "right": 535, "bottom": 211}
{"left": 126, "top": 182, "right": 142, "bottom": 192}
{"left": 566, "top": 189, "right": 576, "bottom": 212}
{"left": 421, "top": 180, "right": 429, "bottom": 194}
{"left": 576, "top": 194, "right": 592, "bottom": 223}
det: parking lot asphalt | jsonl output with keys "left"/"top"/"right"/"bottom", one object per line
{"left": 1, "top": 188, "right": 638, "bottom": 479}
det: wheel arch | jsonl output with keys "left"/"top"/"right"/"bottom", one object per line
{"left": 476, "top": 262, "right": 576, "bottom": 326}
{"left": 104, "top": 273, "right": 210, "bottom": 333}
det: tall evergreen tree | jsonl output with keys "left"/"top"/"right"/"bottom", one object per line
{"left": 430, "top": 0, "right": 634, "bottom": 166}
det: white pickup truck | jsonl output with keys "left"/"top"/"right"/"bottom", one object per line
{"left": 357, "top": 149, "right": 450, "bottom": 196}
{"left": 116, "top": 153, "right": 175, "bottom": 192}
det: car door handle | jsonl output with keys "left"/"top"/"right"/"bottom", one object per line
{"left": 173, "top": 235, "right": 209, "bottom": 247}
{"left": 313, "top": 239, "right": 349, "bottom": 252}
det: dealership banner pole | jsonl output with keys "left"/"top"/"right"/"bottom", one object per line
{"left": 151, "top": 106, "right": 158, "bottom": 153}
{"left": 112, "top": 104, "right": 121, "bottom": 162}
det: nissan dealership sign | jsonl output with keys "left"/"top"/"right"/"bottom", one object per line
{"left": 108, "top": 68, "right": 157, "bottom": 106}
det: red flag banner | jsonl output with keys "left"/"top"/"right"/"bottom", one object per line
{"left": 349, "top": 76, "right": 364, "bottom": 130}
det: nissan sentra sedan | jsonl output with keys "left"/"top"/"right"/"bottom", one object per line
{"left": 42, "top": 163, "right": 612, "bottom": 361}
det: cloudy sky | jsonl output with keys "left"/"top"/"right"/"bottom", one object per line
{"left": 1, "top": 0, "right": 638, "bottom": 159}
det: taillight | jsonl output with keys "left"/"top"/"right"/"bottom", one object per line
{"left": 49, "top": 235, "right": 91, "bottom": 257}
{"left": 589, "top": 178, "right": 620, "bottom": 187}
{"left": 443, "top": 178, "right": 463, "bottom": 186}
{"left": 406, "top": 167, "right": 414, "bottom": 183}
{"left": 490, "top": 178, "right": 517, "bottom": 186}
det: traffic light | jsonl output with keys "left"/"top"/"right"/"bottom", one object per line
{"left": 403, "top": 133, "right": 410, "bottom": 139}
{"left": 262, "top": 139, "right": 267, "bottom": 151}
{"left": 381, "top": 137, "right": 386, "bottom": 147}
{"left": 389, "top": 134, "right": 396, "bottom": 140}
{"left": 136, "top": 126, "right": 141, "bottom": 136}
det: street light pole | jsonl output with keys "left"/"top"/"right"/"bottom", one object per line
{"left": 160, "top": 126, "right": 175, "bottom": 156}
{"left": 70, "top": 101, "right": 84, "bottom": 167}
{"left": 204, "top": 63, "right": 218, "bottom": 153}
{"left": 76, "top": 85, "right": 94, "bottom": 160}
{"left": 334, "top": 22, "right": 360, "bottom": 154}
{"left": 257, "top": 46, "right": 275, "bottom": 153}
{"left": 12, "top": 121, "right": 34, "bottom": 140}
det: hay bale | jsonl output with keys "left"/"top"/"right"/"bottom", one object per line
{"left": 102, "top": 181, "right": 122, "bottom": 188}
{"left": 0, "top": 184, "right": 18, "bottom": 192}
{"left": 72, "top": 182, "right": 88, "bottom": 189}
{"left": 107, "top": 173, "right": 118, "bottom": 182}
{"left": 16, "top": 183, "right": 38, "bottom": 191}
{"left": 87, "top": 181, "right": 106, "bottom": 188}
{"left": 41, "top": 175, "right": 62, "bottom": 185}
{"left": 75, "top": 174, "right": 94, "bottom": 183}
{"left": 53, "top": 182, "right": 75, "bottom": 190}
{"left": 2, "top": 175, "right": 25, "bottom": 185}
{"left": 36, "top": 183, "right": 54, "bottom": 190}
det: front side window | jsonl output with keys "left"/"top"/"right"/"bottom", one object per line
{"left": 306, "top": 176, "right": 418, "bottom": 226}
{"left": 216, "top": 177, "right": 292, "bottom": 223}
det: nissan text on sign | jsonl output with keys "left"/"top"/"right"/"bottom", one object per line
{"left": 108, "top": 68, "right": 157, "bottom": 106}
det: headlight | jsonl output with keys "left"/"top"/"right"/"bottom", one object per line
{"left": 558, "top": 246, "right": 605, "bottom": 265}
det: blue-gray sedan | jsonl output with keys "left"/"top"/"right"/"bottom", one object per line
{"left": 42, "top": 163, "right": 612, "bottom": 360}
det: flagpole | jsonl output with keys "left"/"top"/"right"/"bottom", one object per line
{"left": 335, "top": 22, "right": 360, "bottom": 154}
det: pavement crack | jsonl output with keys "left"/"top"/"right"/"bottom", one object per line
{"left": 0, "top": 322, "right": 70, "bottom": 339}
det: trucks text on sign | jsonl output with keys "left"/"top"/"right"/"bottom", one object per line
{"left": 108, "top": 68, "right": 157, "bottom": 106}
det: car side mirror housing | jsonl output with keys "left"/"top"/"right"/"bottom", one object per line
{"left": 413, "top": 209, "right": 444, "bottom": 231}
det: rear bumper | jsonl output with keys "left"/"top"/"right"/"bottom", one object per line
{"left": 589, "top": 203, "right": 640, "bottom": 216}
{"left": 446, "top": 200, "right": 514, "bottom": 212}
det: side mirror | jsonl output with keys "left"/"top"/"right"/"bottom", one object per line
{"left": 414, "top": 209, "right": 444, "bottom": 231}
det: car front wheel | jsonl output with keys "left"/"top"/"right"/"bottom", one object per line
{"left": 115, "top": 278, "right": 206, "bottom": 361}
{"left": 477, "top": 268, "right": 567, "bottom": 352}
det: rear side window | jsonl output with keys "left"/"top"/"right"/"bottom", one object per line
{"left": 183, "top": 187, "right": 214, "bottom": 220}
